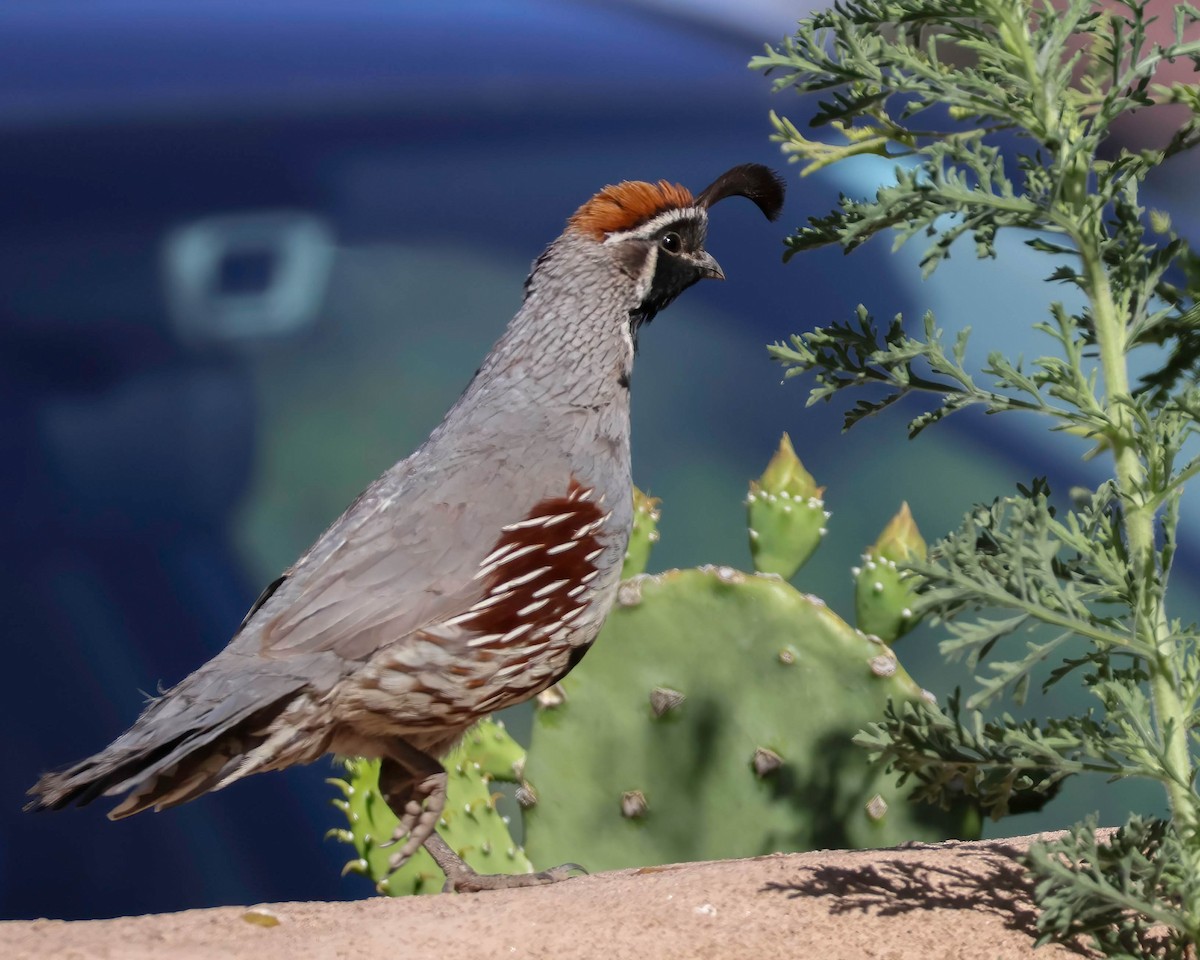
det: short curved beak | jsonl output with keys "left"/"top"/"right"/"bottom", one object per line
{"left": 693, "top": 250, "right": 725, "bottom": 281}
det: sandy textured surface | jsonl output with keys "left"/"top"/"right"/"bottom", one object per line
{"left": 1, "top": 834, "right": 1089, "bottom": 960}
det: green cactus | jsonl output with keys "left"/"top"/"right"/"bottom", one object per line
{"left": 520, "top": 566, "right": 976, "bottom": 871}
{"left": 519, "top": 446, "right": 969, "bottom": 873}
{"left": 854, "top": 502, "right": 927, "bottom": 644}
{"left": 746, "top": 433, "right": 829, "bottom": 579}
{"left": 328, "top": 717, "right": 532, "bottom": 895}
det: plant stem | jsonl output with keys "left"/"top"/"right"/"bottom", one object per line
{"left": 1010, "top": 0, "right": 1200, "bottom": 859}
{"left": 1079, "top": 238, "right": 1199, "bottom": 845}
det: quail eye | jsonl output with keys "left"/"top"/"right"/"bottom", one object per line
{"left": 660, "top": 232, "right": 682, "bottom": 253}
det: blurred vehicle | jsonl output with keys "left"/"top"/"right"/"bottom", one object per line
{"left": 3, "top": 0, "right": 1195, "bottom": 921}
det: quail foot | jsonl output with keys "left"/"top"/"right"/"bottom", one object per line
{"left": 28, "top": 163, "right": 785, "bottom": 893}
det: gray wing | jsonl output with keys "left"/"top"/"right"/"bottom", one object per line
{"left": 234, "top": 444, "right": 575, "bottom": 662}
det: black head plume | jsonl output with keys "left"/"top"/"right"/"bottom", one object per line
{"left": 696, "top": 163, "right": 786, "bottom": 221}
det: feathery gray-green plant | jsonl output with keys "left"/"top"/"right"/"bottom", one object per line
{"left": 754, "top": 0, "right": 1200, "bottom": 953}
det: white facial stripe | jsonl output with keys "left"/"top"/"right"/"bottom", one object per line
{"left": 602, "top": 207, "right": 706, "bottom": 244}
{"left": 621, "top": 243, "right": 656, "bottom": 359}
{"left": 621, "top": 316, "right": 635, "bottom": 359}
{"left": 634, "top": 244, "right": 659, "bottom": 304}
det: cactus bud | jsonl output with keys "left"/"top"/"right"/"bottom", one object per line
{"left": 855, "top": 502, "right": 926, "bottom": 644}
{"left": 622, "top": 487, "right": 661, "bottom": 578}
{"left": 747, "top": 433, "right": 828, "bottom": 579}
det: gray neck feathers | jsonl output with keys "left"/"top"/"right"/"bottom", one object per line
{"left": 427, "top": 232, "right": 637, "bottom": 453}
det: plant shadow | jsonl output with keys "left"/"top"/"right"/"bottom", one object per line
{"left": 761, "top": 840, "right": 1094, "bottom": 958}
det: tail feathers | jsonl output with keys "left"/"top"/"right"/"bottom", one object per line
{"left": 26, "top": 665, "right": 315, "bottom": 818}
{"left": 27, "top": 737, "right": 181, "bottom": 812}
{"left": 110, "top": 708, "right": 318, "bottom": 817}
{"left": 108, "top": 733, "right": 251, "bottom": 818}
{"left": 27, "top": 702, "right": 282, "bottom": 818}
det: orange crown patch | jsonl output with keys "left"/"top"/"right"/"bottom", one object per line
{"left": 568, "top": 180, "right": 695, "bottom": 240}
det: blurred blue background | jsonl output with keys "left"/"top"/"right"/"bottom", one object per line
{"left": 3, "top": 0, "right": 1198, "bottom": 921}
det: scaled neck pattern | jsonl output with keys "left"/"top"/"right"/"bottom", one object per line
{"left": 428, "top": 232, "right": 637, "bottom": 457}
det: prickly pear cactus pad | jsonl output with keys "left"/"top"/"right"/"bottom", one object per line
{"left": 329, "top": 718, "right": 532, "bottom": 895}
{"left": 521, "top": 567, "right": 977, "bottom": 872}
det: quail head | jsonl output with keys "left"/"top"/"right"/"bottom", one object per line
{"left": 28, "top": 163, "right": 785, "bottom": 892}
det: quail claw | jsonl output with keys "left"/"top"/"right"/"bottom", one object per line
{"left": 423, "top": 831, "right": 587, "bottom": 893}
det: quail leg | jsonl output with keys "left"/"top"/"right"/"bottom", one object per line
{"left": 377, "top": 748, "right": 449, "bottom": 871}
{"left": 377, "top": 739, "right": 586, "bottom": 892}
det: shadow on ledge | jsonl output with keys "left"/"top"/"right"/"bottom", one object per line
{"left": 761, "top": 841, "right": 1091, "bottom": 957}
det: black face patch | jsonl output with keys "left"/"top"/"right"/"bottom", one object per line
{"left": 628, "top": 255, "right": 704, "bottom": 347}
{"left": 637, "top": 218, "right": 710, "bottom": 322}
{"left": 643, "top": 251, "right": 704, "bottom": 316}
{"left": 650, "top": 219, "right": 705, "bottom": 257}
{"left": 612, "top": 216, "right": 707, "bottom": 283}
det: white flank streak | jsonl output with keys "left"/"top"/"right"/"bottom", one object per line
{"left": 537, "top": 511, "right": 575, "bottom": 528}
{"left": 473, "top": 542, "right": 540, "bottom": 580}
{"left": 478, "top": 542, "right": 518, "bottom": 569}
{"left": 494, "top": 661, "right": 529, "bottom": 679}
{"left": 532, "top": 579, "right": 570, "bottom": 598}
{"left": 545, "top": 540, "right": 578, "bottom": 556}
{"left": 497, "top": 565, "right": 552, "bottom": 591}
{"left": 584, "top": 548, "right": 604, "bottom": 562}
{"left": 575, "top": 488, "right": 593, "bottom": 501}
{"left": 470, "top": 590, "right": 513, "bottom": 612}
{"left": 500, "top": 623, "right": 535, "bottom": 644}
{"left": 516, "top": 598, "right": 551, "bottom": 617}
{"left": 499, "top": 518, "right": 547, "bottom": 532}
{"left": 501, "top": 515, "right": 553, "bottom": 532}
{"left": 560, "top": 608, "right": 585, "bottom": 624}
{"left": 567, "top": 584, "right": 587, "bottom": 597}
{"left": 580, "top": 570, "right": 600, "bottom": 584}
{"left": 467, "top": 633, "right": 504, "bottom": 648}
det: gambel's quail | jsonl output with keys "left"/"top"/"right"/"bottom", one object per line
{"left": 28, "top": 163, "right": 785, "bottom": 892}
